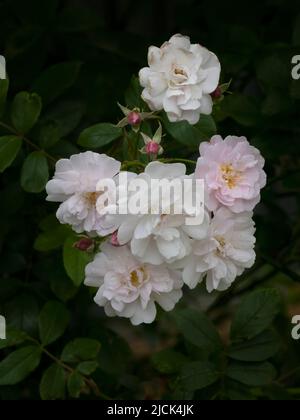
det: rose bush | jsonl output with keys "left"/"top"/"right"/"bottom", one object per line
{"left": 42, "top": 36, "right": 266, "bottom": 326}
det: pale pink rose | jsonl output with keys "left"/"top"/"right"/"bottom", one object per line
{"left": 84, "top": 243, "right": 183, "bottom": 326}
{"left": 196, "top": 135, "right": 267, "bottom": 213}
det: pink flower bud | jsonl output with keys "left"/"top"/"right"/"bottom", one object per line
{"left": 146, "top": 141, "right": 160, "bottom": 155}
{"left": 211, "top": 86, "right": 222, "bottom": 100}
{"left": 74, "top": 238, "right": 95, "bottom": 252}
{"left": 127, "top": 111, "right": 142, "bottom": 126}
{"left": 111, "top": 231, "right": 120, "bottom": 247}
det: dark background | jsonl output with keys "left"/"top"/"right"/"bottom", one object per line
{"left": 0, "top": 0, "right": 300, "bottom": 400}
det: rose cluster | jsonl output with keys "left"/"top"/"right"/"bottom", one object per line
{"left": 46, "top": 35, "right": 266, "bottom": 326}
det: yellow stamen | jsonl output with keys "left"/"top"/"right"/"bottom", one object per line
{"left": 220, "top": 164, "right": 241, "bottom": 189}
{"left": 84, "top": 192, "right": 101, "bottom": 206}
{"left": 215, "top": 236, "right": 226, "bottom": 257}
{"left": 174, "top": 68, "right": 187, "bottom": 77}
{"left": 130, "top": 267, "right": 147, "bottom": 288}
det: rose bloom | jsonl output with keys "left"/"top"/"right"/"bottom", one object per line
{"left": 139, "top": 34, "right": 221, "bottom": 125}
{"left": 180, "top": 208, "right": 256, "bottom": 293}
{"left": 46, "top": 152, "right": 121, "bottom": 235}
{"left": 84, "top": 243, "right": 183, "bottom": 325}
{"left": 102, "top": 162, "right": 210, "bottom": 265}
{"left": 196, "top": 135, "right": 267, "bottom": 213}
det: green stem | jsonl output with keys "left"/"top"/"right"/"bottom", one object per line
{"left": 259, "top": 253, "right": 300, "bottom": 283}
{"left": 159, "top": 158, "right": 197, "bottom": 166}
{"left": 277, "top": 367, "right": 300, "bottom": 384}
{"left": 27, "top": 336, "right": 112, "bottom": 400}
{"left": 208, "top": 261, "right": 267, "bottom": 312}
{"left": 121, "top": 160, "right": 146, "bottom": 171}
{"left": 0, "top": 121, "right": 57, "bottom": 164}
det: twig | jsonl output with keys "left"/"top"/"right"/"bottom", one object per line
{"left": 259, "top": 253, "right": 300, "bottom": 283}
{"left": 0, "top": 121, "right": 57, "bottom": 164}
{"left": 27, "top": 336, "right": 112, "bottom": 400}
{"left": 159, "top": 158, "right": 197, "bottom": 166}
{"left": 277, "top": 367, "right": 300, "bottom": 384}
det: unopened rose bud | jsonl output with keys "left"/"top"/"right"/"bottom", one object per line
{"left": 127, "top": 111, "right": 142, "bottom": 126}
{"left": 146, "top": 141, "right": 160, "bottom": 155}
{"left": 74, "top": 238, "right": 95, "bottom": 252}
{"left": 211, "top": 86, "right": 222, "bottom": 100}
{"left": 111, "top": 231, "right": 120, "bottom": 247}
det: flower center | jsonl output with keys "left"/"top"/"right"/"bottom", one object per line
{"left": 84, "top": 192, "right": 101, "bottom": 207}
{"left": 130, "top": 267, "right": 148, "bottom": 288}
{"left": 220, "top": 164, "right": 241, "bottom": 189}
{"left": 170, "top": 64, "right": 189, "bottom": 85}
{"left": 174, "top": 67, "right": 188, "bottom": 77}
{"left": 215, "top": 236, "right": 226, "bottom": 257}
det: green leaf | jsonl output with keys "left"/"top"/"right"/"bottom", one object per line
{"left": 163, "top": 113, "right": 216, "bottom": 149}
{"left": 221, "top": 94, "right": 261, "bottom": 127}
{"left": 61, "top": 338, "right": 101, "bottom": 363}
{"left": 195, "top": 115, "right": 217, "bottom": 139}
{"left": 151, "top": 350, "right": 188, "bottom": 374}
{"left": 11, "top": 92, "right": 42, "bottom": 134}
{"left": 0, "top": 345, "right": 42, "bottom": 385}
{"left": 0, "top": 135, "right": 22, "bottom": 173}
{"left": 77, "top": 361, "right": 99, "bottom": 375}
{"left": 229, "top": 330, "right": 281, "bottom": 362}
{"left": 231, "top": 289, "right": 281, "bottom": 341}
{"left": 37, "top": 121, "right": 60, "bottom": 149}
{"left": 32, "top": 62, "right": 82, "bottom": 106}
{"left": 257, "top": 54, "right": 290, "bottom": 89}
{"left": 265, "top": 384, "right": 294, "bottom": 401}
{"left": 5, "top": 293, "right": 39, "bottom": 336}
{"left": 34, "top": 225, "right": 70, "bottom": 252}
{"left": 44, "top": 101, "right": 85, "bottom": 137}
{"left": 67, "top": 371, "right": 85, "bottom": 399}
{"left": 180, "top": 361, "right": 219, "bottom": 392}
{"left": 0, "top": 329, "right": 28, "bottom": 350}
{"left": 78, "top": 123, "right": 122, "bottom": 149}
{"left": 39, "top": 301, "right": 70, "bottom": 346}
{"left": 0, "top": 78, "right": 9, "bottom": 116}
{"left": 57, "top": 5, "right": 99, "bottom": 33}
{"left": 226, "top": 380, "right": 257, "bottom": 400}
{"left": 174, "top": 309, "right": 223, "bottom": 352}
{"left": 50, "top": 274, "right": 78, "bottom": 303}
{"left": 21, "top": 151, "right": 49, "bottom": 193}
{"left": 63, "top": 235, "right": 93, "bottom": 286}
{"left": 40, "top": 364, "right": 66, "bottom": 400}
{"left": 95, "top": 328, "right": 131, "bottom": 375}
{"left": 226, "top": 362, "right": 277, "bottom": 387}
{"left": 261, "top": 90, "right": 291, "bottom": 116}
{"left": 125, "top": 76, "right": 144, "bottom": 109}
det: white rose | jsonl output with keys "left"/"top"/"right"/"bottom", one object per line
{"left": 103, "top": 162, "right": 210, "bottom": 265}
{"left": 180, "top": 208, "right": 256, "bottom": 292}
{"left": 46, "top": 152, "right": 121, "bottom": 236}
{"left": 139, "top": 34, "right": 221, "bottom": 125}
{"left": 84, "top": 243, "right": 183, "bottom": 326}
